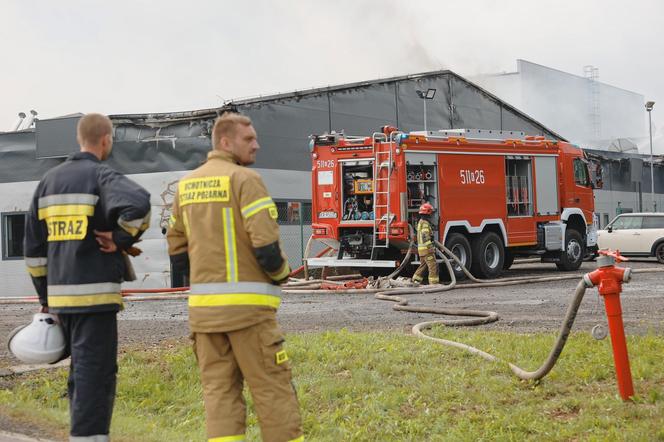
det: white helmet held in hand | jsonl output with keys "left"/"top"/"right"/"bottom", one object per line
{"left": 7, "top": 313, "right": 66, "bottom": 364}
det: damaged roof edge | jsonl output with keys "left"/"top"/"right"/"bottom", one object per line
{"left": 110, "top": 108, "right": 227, "bottom": 125}
{"left": 107, "top": 71, "right": 462, "bottom": 125}
{"left": 585, "top": 148, "right": 664, "bottom": 164}
{"left": 108, "top": 69, "right": 566, "bottom": 141}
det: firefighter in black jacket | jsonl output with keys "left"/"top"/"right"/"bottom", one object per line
{"left": 413, "top": 202, "right": 439, "bottom": 285}
{"left": 24, "top": 113, "right": 151, "bottom": 442}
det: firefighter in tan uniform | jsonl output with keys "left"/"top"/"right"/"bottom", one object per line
{"left": 167, "top": 113, "right": 303, "bottom": 442}
{"left": 413, "top": 202, "right": 439, "bottom": 285}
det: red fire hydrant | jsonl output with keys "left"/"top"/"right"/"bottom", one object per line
{"left": 583, "top": 250, "right": 634, "bottom": 401}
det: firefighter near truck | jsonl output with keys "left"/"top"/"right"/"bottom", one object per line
{"left": 307, "top": 126, "right": 600, "bottom": 280}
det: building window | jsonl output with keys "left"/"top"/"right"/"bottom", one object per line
{"left": 2, "top": 212, "right": 27, "bottom": 260}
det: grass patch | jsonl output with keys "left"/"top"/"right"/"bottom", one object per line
{"left": 1, "top": 330, "right": 664, "bottom": 441}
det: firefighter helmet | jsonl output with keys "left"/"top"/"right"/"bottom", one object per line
{"left": 418, "top": 203, "right": 434, "bottom": 215}
{"left": 381, "top": 125, "right": 399, "bottom": 136}
{"left": 7, "top": 313, "right": 66, "bottom": 364}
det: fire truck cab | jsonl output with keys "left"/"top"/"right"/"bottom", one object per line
{"left": 308, "top": 127, "right": 599, "bottom": 279}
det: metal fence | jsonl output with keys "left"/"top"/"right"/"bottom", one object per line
{"left": 275, "top": 200, "right": 327, "bottom": 270}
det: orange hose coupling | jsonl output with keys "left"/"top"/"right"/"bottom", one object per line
{"left": 583, "top": 250, "right": 634, "bottom": 401}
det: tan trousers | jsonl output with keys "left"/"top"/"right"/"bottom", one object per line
{"left": 413, "top": 251, "right": 439, "bottom": 284}
{"left": 192, "top": 319, "right": 303, "bottom": 442}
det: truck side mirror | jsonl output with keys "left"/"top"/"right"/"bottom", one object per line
{"left": 607, "top": 226, "right": 613, "bottom": 233}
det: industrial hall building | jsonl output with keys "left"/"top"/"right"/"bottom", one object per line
{"left": 1, "top": 68, "right": 662, "bottom": 297}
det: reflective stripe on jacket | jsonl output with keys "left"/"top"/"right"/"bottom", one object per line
{"left": 23, "top": 152, "right": 151, "bottom": 313}
{"left": 167, "top": 150, "right": 290, "bottom": 332}
{"left": 189, "top": 282, "right": 281, "bottom": 309}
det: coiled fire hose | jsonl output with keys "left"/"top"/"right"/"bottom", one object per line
{"left": 365, "top": 241, "right": 584, "bottom": 380}
{"left": 405, "top": 280, "right": 589, "bottom": 380}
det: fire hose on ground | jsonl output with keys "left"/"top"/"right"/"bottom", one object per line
{"left": 0, "top": 288, "right": 192, "bottom": 304}
{"left": 350, "top": 243, "right": 649, "bottom": 395}
{"left": 371, "top": 242, "right": 582, "bottom": 381}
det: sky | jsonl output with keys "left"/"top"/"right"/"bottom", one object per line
{"left": 1, "top": 0, "right": 663, "bottom": 142}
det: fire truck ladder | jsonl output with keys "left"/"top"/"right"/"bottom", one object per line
{"left": 371, "top": 132, "right": 398, "bottom": 258}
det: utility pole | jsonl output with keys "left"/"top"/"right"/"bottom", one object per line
{"left": 416, "top": 88, "right": 436, "bottom": 132}
{"left": 646, "top": 101, "right": 656, "bottom": 211}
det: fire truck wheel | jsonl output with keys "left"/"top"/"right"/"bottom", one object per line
{"left": 444, "top": 233, "right": 472, "bottom": 281}
{"left": 556, "top": 229, "right": 585, "bottom": 271}
{"left": 470, "top": 232, "right": 505, "bottom": 279}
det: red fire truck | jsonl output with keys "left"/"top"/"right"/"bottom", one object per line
{"left": 307, "top": 126, "right": 600, "bottom": 279}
